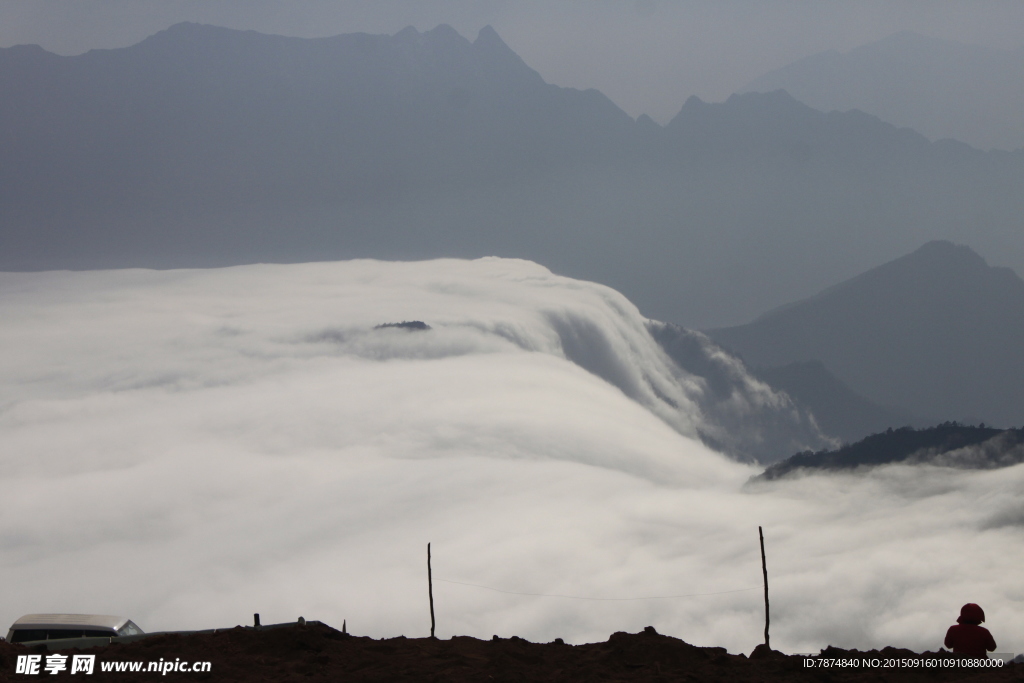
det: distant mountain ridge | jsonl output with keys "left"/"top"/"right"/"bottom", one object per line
{"left": 0, "top": 21, "right": 642, "bottom": 270}
{"left": 743, "top": 31, "right": 1024, "bottom": 151}
{"left": 665, "top": 89, "right": 931, "bottom": 158}
{"left": 4, "top": 23, "right": 1024, "bottom": 330}
{"left": 709, "top": 241, "right": 1024, "bottom": 428}
{"left": 0, "top": 21, "right": 634, "bottom": 206}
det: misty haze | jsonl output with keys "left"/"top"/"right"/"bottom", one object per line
{"left": 2, "top": 2, "right": 1023, "bottom": 673}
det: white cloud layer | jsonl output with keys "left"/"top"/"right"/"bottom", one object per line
{"left": 1, "top": 258, "right": 1021, "bottom": 656}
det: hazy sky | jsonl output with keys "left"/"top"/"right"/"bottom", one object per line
{"left": 3, "top": 0, "right": 1024, "bottom": 123}
{"left": 2, "top": 259, "right": 1022, "bottom": 654}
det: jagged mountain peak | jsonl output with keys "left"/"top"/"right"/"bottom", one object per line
{"left": 426, "top": 23, "right": 465, "bottom": 40}
{"left": 635, "top": 113, "right": 661, "bottom": 129}
{"left": 394, "top": 23, "right": 472, "bottom": 48}
{"left": 474, "top": 25, "right": 507, "bottom": 49}
{"left": 667, "top": 89, "right": 819, "bottom": 130}
{"left": 154, "top": 20, "right": 208, "bottom": 35}
{"left": 900, "top": 240, "right": 997, "bottom": 274}
{"left": 903, "top": 239, "right": 989, "bottom": 265}
{"left": 814, "top": 240, "right": 1021, "bottom": 305}
{"left": 724, "top": 88, "right": 802, "bottom": 107}
{"left": 393, "top": 25, "right": 421, "bottom": 41}
{"left": 469, "top": 24, "right": 543, "bottom": 86}
{"left": 141, "top": 21, "right": 253, "bottom": 45}
{"left": 674, "top": 89, "right": 805, "bottom": 113}
{"left": 367, "top": 24, "right": 513, "bottom": 53}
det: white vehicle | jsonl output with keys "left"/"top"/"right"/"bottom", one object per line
{"left": 6, "top": 614, "right": 144, "bottom": 645}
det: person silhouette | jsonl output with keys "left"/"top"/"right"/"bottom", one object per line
{"left": 944, "top": 603, "right": 996, "bottom": 658}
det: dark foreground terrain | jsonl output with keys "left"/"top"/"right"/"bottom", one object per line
{"left": 2, "top": 621, "right": 1020, "bottom": 682}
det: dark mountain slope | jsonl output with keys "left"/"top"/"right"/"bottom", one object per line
{"left": 709, "top": 241, "right": 1024, "bottom": 426}
{"left": 757, "top": 423, "right": 1024, "bottom": 481}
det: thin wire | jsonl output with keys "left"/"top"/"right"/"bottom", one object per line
{"left": 436, "top": 578, "right": 757, "bottom": 602}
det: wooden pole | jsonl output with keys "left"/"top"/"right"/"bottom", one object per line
{"left": 428, "top": 543, "right": 436, "bottom": 638}
{"left": 759, "top": 526, "right": 770, "bottom": 649}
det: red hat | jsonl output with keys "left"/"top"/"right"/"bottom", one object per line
{"left": 957, "top": 603, "right": 985, "bottom": 625}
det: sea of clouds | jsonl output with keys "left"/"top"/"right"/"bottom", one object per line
{"left": 1, "top": 258, "right": 1021, "bottom": 656}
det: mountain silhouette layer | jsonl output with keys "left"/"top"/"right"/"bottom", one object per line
{"left": 4, "top": 24, "right": 1024, "bottom": 328}
{"left": 743, "top": 31, "right": 1024, "bottom": 151}
{"left": 709, "top": 241, "right": 1024, "bottom": 427}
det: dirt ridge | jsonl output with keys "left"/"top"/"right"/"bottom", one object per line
{"left": 2, "top": 621, "right": 1019, "bottom": 682}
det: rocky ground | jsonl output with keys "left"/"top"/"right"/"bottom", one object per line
{"left": 1, "top": 621, "right": 1020, "bottom": 682}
